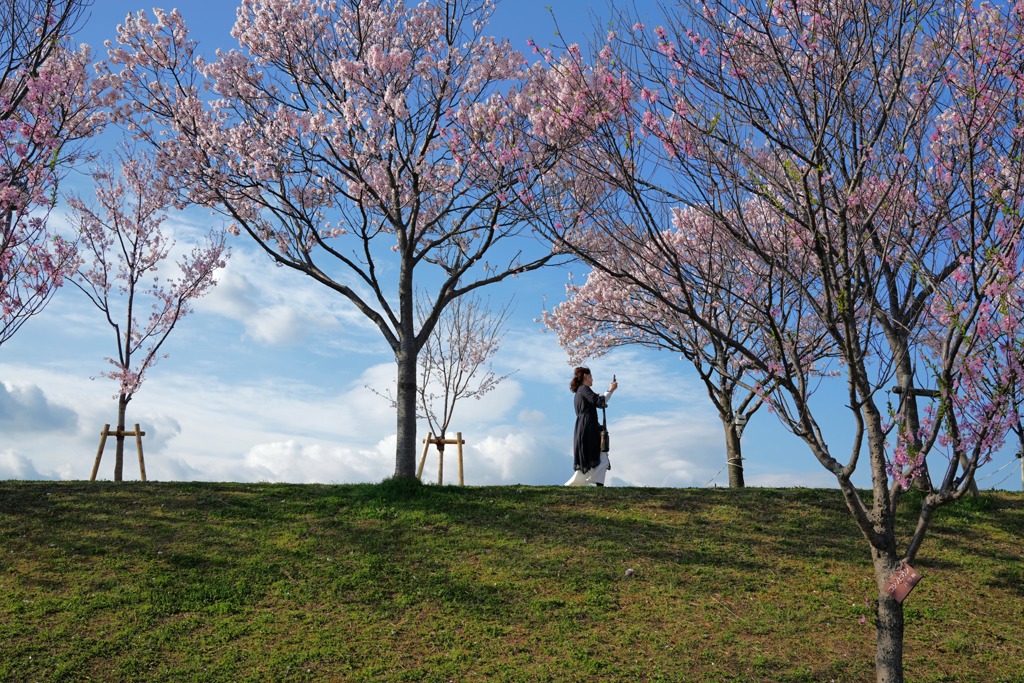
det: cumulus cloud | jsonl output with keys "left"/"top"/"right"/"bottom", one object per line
{"left": 0, "top": 449, "right": 60, "bottom": 480}
{"left": 142, "top": 414, "right": 183, "bottom": 452}
{"left": 197, "top": 248, "right": 376, "bottom": 348}
{"left": 595, "top": 409, "right": 725, "bottom": 487}
{"left": 144, "top": 454, "right": 210, "bottom": 482}
{"left": 0, "top": 348, "right": 830, "bottom": 488}
{"left": 0, "top": 382, "right": 78, "bottom": 433}
{"left": 471, "top": 430, "right": 567, "bottom": 485}
{"left": 238, "top": 438, "right": 393, "bottom": 483}
{"left": 0, "top": 297, "right": 918, "bottom": 489}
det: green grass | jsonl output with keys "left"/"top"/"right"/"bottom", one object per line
{"left": 1, "top": 481, "right": 1021, "bottom": 682}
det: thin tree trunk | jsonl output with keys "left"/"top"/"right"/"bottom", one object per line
{"left": 723, "top": 419, "right": 745, "bottom": 488}
{"left": 894, "top": 356, "right": 931, "bottom": 492}
{"left": 394, "top": 342, "right": 419, "bottom": 479}
{"left": 113, "top": 394, "right": 130, "bottom": 482}
{"left": 860, "top": 394, "right": 906, "bottom": 683}
{"left": 872, "top": 550, "right": 905, "bottom": 683}
{"left": 435, "top": 428, "right": 447, "bottom": 485}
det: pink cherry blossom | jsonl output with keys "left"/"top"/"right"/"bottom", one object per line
{"left": 67, "top": 149, "right": 227, "bottom": 481}
{"left": 2, "top": 4, "right": 110, "bottom": 346}
{"left": 105, "top": 0, "right": 577, "bottom": 479}
{"left": 528, "top": 1, "right": 1024, "bottom": 678}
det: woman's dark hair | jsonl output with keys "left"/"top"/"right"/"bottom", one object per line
{"left": 570, "top": 366, "right": 591, "bottom": 393}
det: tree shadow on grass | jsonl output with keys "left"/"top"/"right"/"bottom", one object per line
{"left": 1, "top": 480, "right": 1017, "bottom": 622}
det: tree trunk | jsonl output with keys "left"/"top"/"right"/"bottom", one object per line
{"left": 723, "top": 419, "right": 745, "bottom": 488}
{"left": 872, "top": 551, "right": 905, "bottom": 683}
{"left": 393, "top": 341, "right": 419, "bottom": 479}
{"left": 114, "top": 393, "right": 128, "bottom": 482}
{"left": 894, "top": 355, "right": 931, "bottom": 492}
{"left": 435, "top": 429, "right": 447, "bottom": 485}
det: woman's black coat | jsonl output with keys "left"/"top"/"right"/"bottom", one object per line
{"left": 573, "top": 385, "right": 606, "bottom": 473}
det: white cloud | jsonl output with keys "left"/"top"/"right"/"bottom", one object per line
{"left": 0, "top": 381, "right": 78, "bottom": 432}
{"left": 198, "top": 254, "right": 332, "bottom": 346}
{"left": 146, "top": 454, "right": 209, "bottom": 482}
{"left": 594, "top": 409, "right": 725, "bottom": 487}
{"left": 196, "top": 247, "right": 378, "bottom": 349}
{"left": 467, "top": 429, "right": 566, "bottom": 485}
{"left": 0, "top": 449, "right": 60, "bottom": 480}
{"left": 236, "top": 439, "right": 393, "bottom": 483}
{"left": 2, "top": 292, "right": 1015, "bottom": 489}
{"left": 0, "top": 346, "right": 845, "bottom": 488}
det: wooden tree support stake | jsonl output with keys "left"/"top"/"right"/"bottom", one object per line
{"left": 416, "top": 432, "right": 466, "bottom": 485}
{"left": 90, "top": 423, "right": 147, "bottom": 481}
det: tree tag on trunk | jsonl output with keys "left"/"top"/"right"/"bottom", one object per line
{"left": 884, "top": 561, "right": 922, "bottom": 603}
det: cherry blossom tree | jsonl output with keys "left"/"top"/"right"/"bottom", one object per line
{"left": 542, "top": 214, "right": 816, "bottom": 487}
{"left": 416, "top": 293, "right": 512, "bottom": 480}
{"left": 104, "top": 0, "right": 569, "bottom": 480}
{"left": 67, "top": 150, "right": 227, "bottom": 481}
{"left": 529, "top": 1, "right": 1024, "bottom": 680}
{"left": 1, "top": 0, "right": 107, "bottom": 346}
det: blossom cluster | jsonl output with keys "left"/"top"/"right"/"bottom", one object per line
{"left": 2, "top": 24, "right": 109, "bottom": 344}
{"left": 530, "top": 0, "right": 1024, "bottom": 500}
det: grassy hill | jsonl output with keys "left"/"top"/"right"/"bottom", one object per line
{"left": 1, "top": 480, "right": 1021, "bottom": 682}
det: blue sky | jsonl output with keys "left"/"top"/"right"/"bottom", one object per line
{"left": 1, "top": 0, "right": 1021, "bottom": 491}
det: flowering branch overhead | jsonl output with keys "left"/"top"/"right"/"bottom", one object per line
{"left": 105, "top": 0, "right": 576, "bottom": 479}
{"left": 1, "top": 0, "right": 110, "bottom": 346}
{"left": 528, "top": 0, "right": 1024, "bottom": 678}
{"left": 67, "top": 148, "right": 227, "bottom": 481}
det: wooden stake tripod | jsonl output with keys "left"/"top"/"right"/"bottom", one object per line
{"left": 417, "top": 432, "right": 465, "bottom": 485}
{"left": 90, "top": 424, "right": 147, "bottom": 481}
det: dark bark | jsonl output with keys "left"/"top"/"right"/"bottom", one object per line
{"left": 723, "top": 418, "right": 745, "bottom": 488}
{"left": 393, "top": 341, "right": 419, "bottom": 479}
{"left": 872, "top": 551, "right": 906, "bottom": 683}
{"left": 114, "top": 393, "right": 128, "bottom": 482}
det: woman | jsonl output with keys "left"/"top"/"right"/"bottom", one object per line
{"left": 567, "top": 366, "right": 617, "bottom": 486}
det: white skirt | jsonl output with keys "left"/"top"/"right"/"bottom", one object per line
{"left": 564, "top": 451, "right": 610, "bottom": 486}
